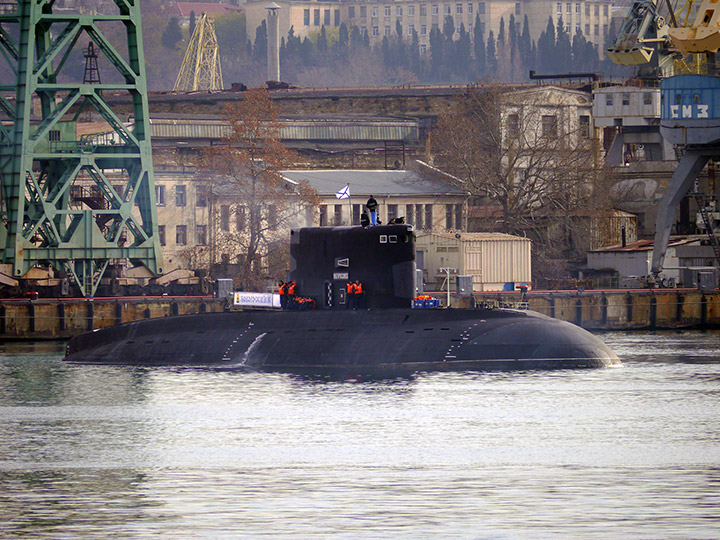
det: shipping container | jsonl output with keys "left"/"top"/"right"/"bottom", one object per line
{"left": 416, "top": 232, "right": 531, "bottom": 292}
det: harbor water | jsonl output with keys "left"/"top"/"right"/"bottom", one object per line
{"left": 1, "top": 331, "right": 719, "bottom": 539}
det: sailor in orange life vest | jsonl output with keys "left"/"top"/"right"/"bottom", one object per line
{"left": 354, "top": 280, "right": 364, "bottom": 309}
{"left": 278, "top": 280, "right": 287, "bottom": 309}
{"left": 346, "top": 281, "right": 355, "bottom": 309}
{"left": 286, "top": 280, "right": 297, "bottom": 308}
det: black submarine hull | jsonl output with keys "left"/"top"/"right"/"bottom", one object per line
{"left": 64, "top": 308, "right": 620, "bottom": 375}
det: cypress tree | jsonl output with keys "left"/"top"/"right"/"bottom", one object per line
{"left": 317, "top": 25, "right": 328, "bottom": 53}
{"left": 457, "top": 23, "right": 472, "bottom": 80}
{"left": 487, "top": 30, "right": 497, "bottom": 77}
{"left": 473, "top": 14, "right": 485, "bottom": 77}
{"left": 253, "top": 21, "right": 267, "bottom": 62}
{"left": 555, "top": 16, "right": 571, "bottom": 72}
{"left": 161, "top": 17, "right": 183, "bottom": 49}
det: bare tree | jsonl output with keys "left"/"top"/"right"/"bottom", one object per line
{"left": 201, "top": 87, "right": 319, "bottom": 289}
{"left": 429, "top": 86, "right": 612, "bottom": 282}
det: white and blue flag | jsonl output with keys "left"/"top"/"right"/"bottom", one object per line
{"left": 335, "top": 184, "right": 350, "bottom": 199}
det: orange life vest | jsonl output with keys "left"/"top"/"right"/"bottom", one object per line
{"left": 346, "top": 282, "right": 356, "bottom": 294}
{"left": 278, "top": 283, "right": 286, "bottom": 295}
{"left": 355, "top": 282, "right": 363, "bottom": 294}
{"left": 287, "top": 282, "right": 296, "bottom": 295}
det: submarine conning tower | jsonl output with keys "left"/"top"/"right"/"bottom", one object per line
{"left": 289, "top": 225, "right": 416, "bottom": 309}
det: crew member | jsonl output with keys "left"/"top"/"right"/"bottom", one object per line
{"left": 346, "top": 281, "right": 356, "bottom": 309}
{"left": 287, "top": 280, "right": 297, "bottom": 309}
{"left": 355, "top": 280, "right": 364, "bottom": 309}
{"left": 360, "top": 210, "right": 370, "bottom": 228}
{"left": 366, "top": 195, "right": 378, "bottom": 226}
{"left": 278, "top": 280, "right": 287, "bottom": 309}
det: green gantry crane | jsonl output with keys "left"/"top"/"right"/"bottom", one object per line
{"left": 0, "top": 0, "right": 163, "bottom": 296}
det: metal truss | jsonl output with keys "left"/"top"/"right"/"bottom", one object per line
{"left": 174, "top": 13, "right": 223, "bottom": 92}
{"left": 0, "top": 0, "right": 163, "bottom": 296}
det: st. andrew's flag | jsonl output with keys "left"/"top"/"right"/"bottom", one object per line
{"left": 335, "top": 184, "right": 350, "bottom": 199}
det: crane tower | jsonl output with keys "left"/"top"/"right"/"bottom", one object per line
{"left": 174, "top": 13, "right": 224, "bottom": 92}
{"left": 0, "top": 0, "right": 163, "bottom": 296}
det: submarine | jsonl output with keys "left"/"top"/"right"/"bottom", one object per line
{"left": 64, "top": 224, "right": 620, "bottom": 375}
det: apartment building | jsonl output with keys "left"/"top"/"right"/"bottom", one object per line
{"left": 244, "top": 0, "right": 614, "bottom": 54}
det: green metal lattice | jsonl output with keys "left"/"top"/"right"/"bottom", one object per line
{"left": 0, "top": 0, "right": 163, "bottom": 296}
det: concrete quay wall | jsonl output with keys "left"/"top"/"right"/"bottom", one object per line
{"left": 472, "top": 289, "right": 720, "bottom": 330}
{"left": 0, "top": 297, "right": 226, "bottom": 340}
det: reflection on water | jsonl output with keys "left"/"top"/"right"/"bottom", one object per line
{"left": 1, "top": 332, "right": 719, "bottom": 538}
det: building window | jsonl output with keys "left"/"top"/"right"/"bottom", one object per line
{"left": 603, "top": 4, "right": 608, "bottom": 16}
{"left": 176, "top": 225, "right": 187, "bottom": 246}
{"left": 507, "top": 113, "right": 520, "bottom": 137}
{"left": 579, "top": 115, "right": 590, "bottom": 138}
{"left": 372, "top": 6, "right": 378, "bottom": 17}
{"left": 415, "top": 204, "right": 424, "bottom": 229}
{"left": 585, "top": 4, "right": 590, "bottom": 15}
{"left": 361, "top": 5, "right": 367, "bottom": 17}
{"left": 455, "top": 204, "right": 463, "bottom": 230}
{"left": 424, "top": 205, "right": 433, "bottom": 230}
{"left": 409, "top": 5, "right": 415, "bottom": 16}
{"left": 468, "top": 3, "right": 473, "bottom": 13}
{"left": 566, "top": 2, "right": 570, "bottom": 13}
{"left": 334, "top": 9, "right": 340, "bottom": 25}
{"left": 541, "top": 115, "right": 558, "bottom": 138}
{"left": 372, "top": 25, "right": 379, "bottom": 36}
{"left": 384, "top": 25, "right": 391, "bottom": 36}
{"left": 384, "top": 5, "right": 391, "bottom": 17}
{"left": 409, "top": 24, "right": 415, "bottom": 34}
{"left": 594, "top": 23, "right": 599, "bottom": 35}
{"left": 420, "top": 4, "right": 427, "bottom": 16}
{"left": 196, "top": 184, "right": 207, "bottom": 207}
{"left": 479, "top": 2, "right": 485, "bottom": 14}
{"left": 175, "top": 185, "right": 186, "bottom": 206}
{"left": 606, "top": 93, "right": 613, "bottom": 106}
{"left": 388, "top": 204, "right": 398, "bottom": 221}
{"left": 353, "top": 204, "right": 361, "bottom": 225}
{"left": 319, "top": 205, "right": 327, "bottom": 226}
{"left": 419, "top": 43, "right": 427, "bottom": 54}
{"left": 557, "top": 2, "right": 562, "bottom": 14}
{"left": 456, "top": 4, "right": 462, "bottom": 14}
{"left": 196, "top": 225, "right": 207, "bottom": 245}
{"left": 622, "top": 93, "right": 630, "bottom": 106}
{"left": 446, "top": 204, "right": 454, "bottom": 229}
{"left": 594, "top": 4, "right": 599, "bottom": 16}
{"left": 585, "top": 23, "right": 590, "bottom": 34}
{"left": 406, "top": 204, "right": 415, "bottom": 225}
{"left": 644, "top": 93, "right": 653, "bottom": 106}
{"left": 420, "top": 24, "right": 427, "bottom": 35}
{"left": 349, "top": 6, "right": 355, "bottom": 18}
{"left": 432, "top": 4, "right": 439, "bottom": 15}
{"left": 444, "top": 4, "right": 451, "bottom": 15}
{"left": 515, "top": 2, "right": 520, "bottom": 14}
{"left": 314, "top": 9, "right": 320, "bottom": 25}
{"left": 155, "top": 185, "right": 165, "bottom": 206}
{"left": 396, "top": 5, "right": 403, "bottom": 16}
{"left": 304, "top": 8, "right": 310, "bottom": 25}
{"left": 333, "top": 204, "right": 342, "bottom": 225}
{"left": 236, "top": 205, "right": 246, "bottom": 231}
{"left": 268, "top": 204, "right": 278, "bottom": 230}
{"left": 575, "top": 3, "right": 580, "bottom": 13}
{"left": 158, "top": 225, "right": 165, "bottom": 246}
{"left": 324, "top": 9, "right": 330, "bottom": 25}
{"left": 221, "top": 204, "right": 230, "bottom": 231}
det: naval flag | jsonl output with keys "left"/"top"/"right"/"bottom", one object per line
{"left": 335, "top": 185, "right": 350, "bottom": 199}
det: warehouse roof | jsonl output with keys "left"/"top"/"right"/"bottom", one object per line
{"left": 281, "top": 166, "right": 465, "bottom": 197}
